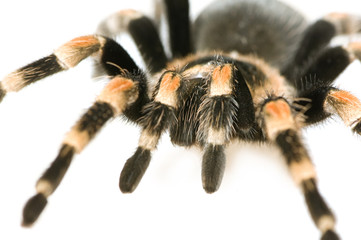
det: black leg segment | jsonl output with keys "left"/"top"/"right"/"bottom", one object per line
{"left": 128, "top": 16, "right": 168, "bottom": 73}
{"left": 302, "top": 179, "right": 339, "bottom": 240}
{"left": 282, "top": 19, "right": 336, "bottom": 79}
{"left": 300, "top": 47, "right": 351, "bottom": 87}
{"left": 96, "top": 10, "right": 168, "bottom": 74}
{"left": 119, "top": 147, "right": 152, "bottom": 193}
{"left": 22, "top": 144, "right": 75, "bottom": 227}
{"left": 99, "top": 37, "right": 141, "bottom": 76}
{"left": 202, "top": 144, "right": 226, "bottom": 193}
{"left": 164, "top": 0, "right": 191, "bottom": 57}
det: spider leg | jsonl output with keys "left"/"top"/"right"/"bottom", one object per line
{"left": 293, "top": 43, "right": 361, "bottom": 125}
{"left": 22, "top": 72, "right": 143, "bottom": 227}
{"left": 326, "top": 89, "right": 361, "bottom": 131}
{"left": 163, "top": 0, "right": 191, "bottom": 57}
{"left": 23, "top": 72, "right": 143, "bottom": 226}
{"left": 20, "top": 37, "right": 149, "bottom": 226}
{"left": 197, "top": 64, "right": 237, "bottom": 193}
{"left": 97, "top": 9, "right": 167, "bottom": 74}
{"left": 283, "top": 13, "right": 361, "bottom": 80}
{"left": 119, "top": 70, "right": 183, "bottom": 193}
{"left": 260, "top": 97, "right": 339, "bottom": 240}
{"left": 198, "top": 62, "right": 256, "bottom": 193}
{"left": 1, "top": 35, "right": 140, "bottom": 101}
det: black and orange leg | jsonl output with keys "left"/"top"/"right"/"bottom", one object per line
{"left": 119, "top": 70, "right": 183, "bottom": 193}
{"left": 260, "top": 97, "right": 339, "bottom": 240}
{"left": 197, "top": 62, "right": 255, "bottom": 193}
{"left": 0, "top": 35, "right": 142, "bottom": 102}
{"left": 293, "top": 43, "right": 361, "bottom": 125}
{"left": 22, "top": 72, "right": 145, "bottom": 226}
{"left": 322, "top": 88, "right": 361, "bottom": 133}
{"left": 197, "top": 64, "right": 237, "bottom": 193}
{"left": 19, "top": 38, "right": 149, "bottom": 226}
{"left": 97, "top": 9, "right": 168, "bottom": 74}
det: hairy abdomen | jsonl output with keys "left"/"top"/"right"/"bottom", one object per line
{"left": 193, "top": 0, "right": 307, "bottom": 69}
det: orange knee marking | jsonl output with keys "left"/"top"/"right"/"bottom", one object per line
{"left": 97, "top": 77, "right": 137, "bottom": 114}
{"left": 348, "top": 42, "right": 361, "bottom": 54}
{"left": 158, "top": 72, "right": 181, "bottom": 95}
{"left": 118, "top": 9, "right": 138, "bottom": 15}
{"left": 55, "top": 35, "right": 102, "bottom": 68}
{"left": 212, "top": 64, "right": 233, "bottom": 87}
{"left": 327, "top": 90, "right": 361, "bottom": 127}
{"left": 326, "top": 12, "right": 349, "bottom": 20}
{"left": 106, "top": 77, "right": 135, "bottom": 94}
{"left": 264, "top": 99, "right": 292, "bottom": 120}
{"left": 330, "top": 90, "right": 361, "bottom": 107}
{"left": 65, "top": 35, "right": 100, "bottom": 48}
{"left": 154, "top": 72, "right": 181, "bottom": 107}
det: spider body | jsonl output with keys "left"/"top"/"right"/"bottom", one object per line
{"left": 193, "top": 0, "right": 307, "bottom": 69}
{"left": 2, "top": 0, "right": 361, "bottom": 239}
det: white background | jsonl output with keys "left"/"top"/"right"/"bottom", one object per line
{"left": 0, "top": 0, "right": 361, "bottom": 239}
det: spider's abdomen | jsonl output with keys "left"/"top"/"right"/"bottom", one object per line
{"left": 193, "top": 0, "right": 308, "bottom": 69}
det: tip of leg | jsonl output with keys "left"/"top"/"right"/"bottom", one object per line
{"left": 202, "top": 174, "right": 221, "bottom": 193}
{"left": 0, "top": 86, "right": 6, "bottom": 103}
{"left": 201, "top": 145, "right": 225, "bottom": 194}
{"left": 321, "top": 230, "right": 340, "bottom": 240}
{"left": 22, "top": 193, "right": 48, "bottom": 227}
{"left": 119, "top": 179, "right": 137, "bottom": 193}
{"left": 202, "top": 182, "right": 219, "bottom": 194}
{"left": 119, "top": 148, "right": 151, "bottom": 194}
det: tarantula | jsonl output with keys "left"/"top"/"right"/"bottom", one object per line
{"left": 2, "top": 0, "right": 361, "bottom": 239}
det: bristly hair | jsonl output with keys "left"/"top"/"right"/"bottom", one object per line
{"left": 197, "top": 95, "right": 239, "bottom": 145}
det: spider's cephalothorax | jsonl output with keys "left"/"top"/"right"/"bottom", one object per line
{"left": 2, "top": 0, "right": 361, "bottom": 239}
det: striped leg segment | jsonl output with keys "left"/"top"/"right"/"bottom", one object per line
{"left": 261, "top": 98, "right": 339, "bottom": 239}
{"left": 2, "top": 36, "right": 101, "bottom": 93}
{"left": 297, "top": 85, "right": 361, "bottom": 128}
{"left": 1, "top": 35, "right": 139, "bottom": 101}
{"left": 324, "top": 89, "right": 361, "bottom": 132}
{"left": 119, "top": 71, "right": 182, "bottom": 193}
{"left": 22, "top": 144, "right": 75, "bottom": 226}
{"left": 295, "top": 88, "right": 361, "bottom": 237}
{"left": 302, "top": 179, "right": 338, "bottom": 240}
{"left": 198, "top": 64, "right": 238, "bottom": 193}
{"left": 97, "top": 10, "right": 167, "bottom": 74}
{"left": 0, "top": 54, "right": 64, "bottom": 99}
{"left": 22, "top": 75, "right": 140, "bottom": 226}
{"left": 293, "top": 42, "right": 361, "bottom": 125}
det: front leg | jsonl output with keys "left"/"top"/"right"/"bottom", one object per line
{"left": 119, "top": 70, "right": 183, "bottom": 193}
{"left": 260, "top": 97, "right": 339, "bottom": 240}
{"left": 22, "top": 72, "right": 146, "bottom": 226}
